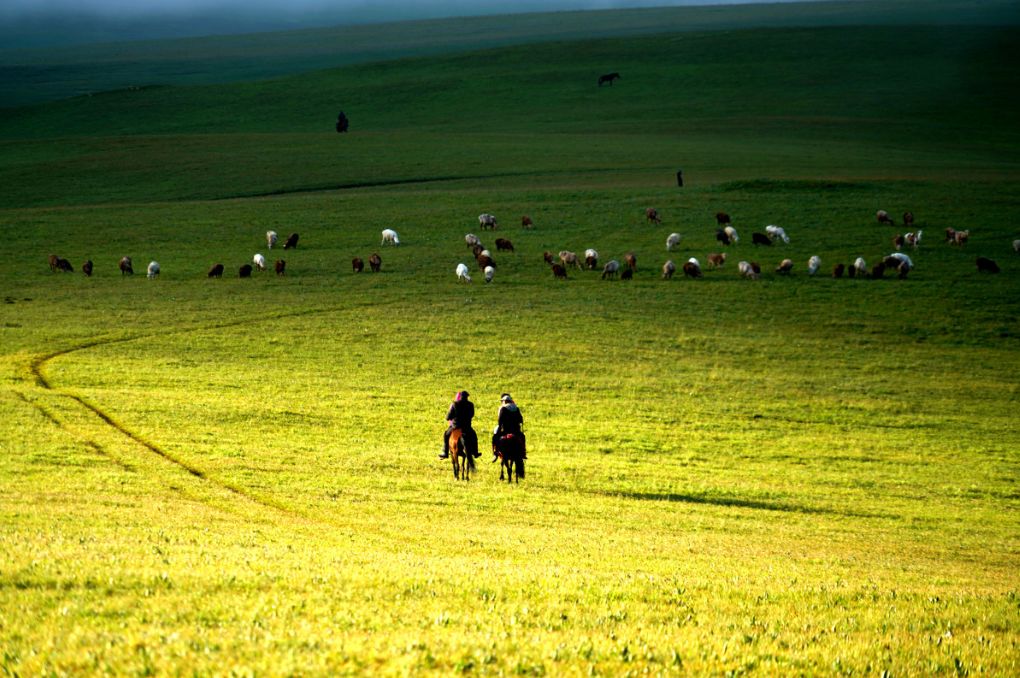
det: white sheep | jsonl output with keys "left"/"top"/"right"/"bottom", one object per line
{"left": 559, "top": 250, "right": 581, "bottom": 269}
{"left": 484, "top": 265, "right": 495, "bottom": 283}
{"left": 465, "top": 233, "right": 481, "bottom": 248}
{"left": 381, "top": 228, "right": 400, "bottom": 246}
{"left": 738, "top": 260, "right": 759, "bottom": 280}
{"left": 766, "top": 224, "right": 790, "bottom": 244}
{"left": 666, "top": 233, "right": 682, "bottom": 251}
{"left": 888, "top": 252, "right": 913, "bottom": 269}
{"left": 478, "top": 213, "right": 497, "bottom": 230}
{"left": 905, "top": 230, "right": 923, "bottom": 248}
{"left": 584, "top": 248, "right": 599, "bottom": 270}
{"left": 724, "top": 225, "right": 739, "bottom": 244}
{"left": 253, "top": 253, "right": 266, "bottom": 271}
{"left": 601, "top": 259, "right": 620, "bottom": 279}
{"left": 146, "top": 261, "right": 160, "bottom": 279}
{"left": 456, "top": 263, "right": 472, "bottom": 283}
{"left": 266, "top": 230, "right": 278, "bottom": 249}
{"left": 1014, "top": 238, "right": 1020, "bottom": 253}
{"left": 853, "top": 257, "right": 867, "bottom": 276}
{"left": 807, "top": 255, "right": 821, "bottom": 275}
{"left": 662, "top": 260, "right": 676, "bottom": 279}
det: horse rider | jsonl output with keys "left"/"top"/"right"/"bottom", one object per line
{"left": 491, "top": 393, "right": 526, "bottom": 462}
{"left": 439, "top": 390, "right": 479, "bottom": 459}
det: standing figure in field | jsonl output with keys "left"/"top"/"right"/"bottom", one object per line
{"left": 491, "top": 393, "right": 526, "bottom": 463}
{"left": 439, "top": 391, "right": 478, "bottom": 460}
{"left": 336, "top": 111, "right": 349, "bottom": 133}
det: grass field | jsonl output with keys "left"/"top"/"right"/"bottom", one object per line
{"left": 2, "top": 1, "right": 1019, "bottom": 675}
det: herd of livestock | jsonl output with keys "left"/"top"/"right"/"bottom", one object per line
{"left": 45, "top": 209, "right": 1016, "bottom": 283}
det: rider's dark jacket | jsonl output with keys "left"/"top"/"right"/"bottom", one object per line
{"left": 447, "top": 399, "right": 475, "bottom": 429}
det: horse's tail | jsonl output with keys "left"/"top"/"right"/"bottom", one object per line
{"left": 467, "top": 453, "right": 476, "bottom": 473}
{"left": 515, "top": 458, "right": 525, "bottom": 479}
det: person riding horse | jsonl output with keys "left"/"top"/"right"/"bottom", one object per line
{"left": 439, "top": 390, "right": 479, "bottom": 459}
{"left": 491, "top": 393, "right": 526, "bottom": 462}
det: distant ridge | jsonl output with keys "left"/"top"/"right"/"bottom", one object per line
{"left": 2, "top": 0, "right": 1018, "bottom": 108}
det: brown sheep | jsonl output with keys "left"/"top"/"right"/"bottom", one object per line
{"left": 624, "top": 253, "right": 637, "bottom": 271}
{"left": 352, "top": 257, "right": 364, "bottom": 273}
{"left": 239, "top": 264, "right": 253, "bottom": 278}
{"left": 48, "top": 254, "right": 73, "bottom": 272}
{"left": 662, "top": 260, "right": 676, "bottom": 279}
{"left": 551, "top": 263, "right": 567, "bottom": 279}
{"left": 832, "top": 263, "right": 845, "bottom": 278}
{"left": 275, "top": 259, "right": 286, "bottom": 275}
{"left": 776, "top": 259, "right": 794, "bottom": 275}
{"left": 715, "top": 212, "right": 731, "bottom": 226}
{"left": 82, "top": 260, "right": 93, "bottom": 277}
{"left": 645, "top": 207, "right": 661, "bottom": 225}
{"left": 751, "top": 232, "right": 772, "bottom": 246}
{"left": 476, "top": 254, "right": 495, "bottom": 270}
{"left": 119, "top": 256, "right": 134, "bottom": 275}
{"left": 953, "top": 230, "right": 970, "bottom": 245}
{"left": 682, "top": 259, "right": 702, "bottom": 278}
{"left": 208, "top": 263, "right": 224, "bottom": 278}
{"left": 893, "top": 234, "right": 905, "bottom": 251}
{"left": 707, "top": 253, "right": 726, "bottom": 269}
{"left": 870, "top": 262, "right": 886, "bottom": 279}
{"left": 543, "top": 251, "right": 555, "bottom": 265}
{"left": 903, "top": 211, "right": 914, "bottom": 227}
{"left": 521, "top": 215, "right": 534, "bottom": 229}
{"left": 495, "top": 238, "right": 514, "bottom": 252}
{"left": 620, "top": 268, "right": 633, "bottom": 280}
{"left": 559, "top": 250, "right": 581, "bottom": 270}
{"left": 284, "top": 232, "right": 299, "bottom": 249}
{"left": 877, "top": 210, "right": 895, "bottom": 225}
{"left": 368, "top": 253, "right": 381, "bottom": 272}
{"left": 944, "top": 227, "right": 957, "bottom": 242}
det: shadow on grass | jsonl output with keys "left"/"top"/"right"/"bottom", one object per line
{"left": 601, "top": 490, "right": 891, "bottom": 519}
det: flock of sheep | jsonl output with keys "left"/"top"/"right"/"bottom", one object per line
{"left": 46, "top": 208, "right": 1016, "bottom": 283}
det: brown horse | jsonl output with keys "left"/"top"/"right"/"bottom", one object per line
{"left": 448, "top": 428, "right": 474, "bottom": 481}
{"left": 494, "top": 433, "right": 525, "bottom": 484}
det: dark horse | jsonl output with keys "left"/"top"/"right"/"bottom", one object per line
{"left": 448, "top": 428, "right": 474, "bottom": 481}
{"left": 597, "top": 72, "right": 620, "bottom": 87}
{"left": 494, "top": 433, "right": 525, "bottom": 484}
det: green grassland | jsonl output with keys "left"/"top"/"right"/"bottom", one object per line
{"left": 2, "top": 3, "right": 1020, "bottom": 676}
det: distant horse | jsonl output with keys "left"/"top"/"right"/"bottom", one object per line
{"left": 494, "top": 433, "right": 525, "bottom": 484}
{"left": 448, "top": 428, "right": 474, "bottom": 481}
{"left": 598, "top": 72, "right": 620, "bottom": 87}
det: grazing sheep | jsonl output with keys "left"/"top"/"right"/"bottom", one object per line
{"left": 738, "top": 260, "right": 758, "bottom": 279}
{"left": 645, "top": 207, "right": 661, "bottom": 225}
{"left": 465, "top": 233, "right": 481, "bottom": 248}
{"left": 584, "top": 248, "right": 599, "bottom": 270}
{"left": 852, "top": 257, "right": 867, "bottom": 277}
{"left": 208, "top": 263, "right": 225, "bottom": 278}
{"left": 82, "top": 260, "right": 93, "bottom": 277}
{"left": 724, "top": 225, "right": 739, "bottom": 244}
{"left": 887, "top": 252, "right": 913, "bottom": 270}
{"left": 253, "top": 253, "right": 266, "bottom": 272}
{"left": 559, "top": 250, "right": 581, "bottom": 270}
{"left": 707, "top": 252, "right": 726, "bottom": 269}
{"left": 807, "top": 255, "right": 821, "bottom": 275}
{"left": 471, "top": 244, "right": 485, "bottom": 259}
{"left": 893, "top": 234, "right": 905, "bottom": 251}
{"left": 715, "top": 229, "right": 731, "bottom": 246}
{"left": 666, "top": 233, "right": 682, "bottom": 251}
{"left": 953, "top": 230, "right": 970, "bottom": 246}
{"left": 495, "top": 238, "right": 514, "bottom": 252}
{"left": 871, "top": 262, "right": 886, "bottom": 279}
{"left": 119, "top": 256, "right": 134, "bottom": 276}
{"left": 715, "top": 211, "right": 731, "bottom": 226}
{"left": 751, "top": 232, "right": 772, "bottom": 246}
{"left": 683, "top": 257, "right": 702, "bottom": 278}
{"left": 476, "top": 254, "right": 495, "bottom": 270}
{"left": 484, "top": 265, "right": 495, "bottom": 283}
{"left": 48, "top": 254, "right": 73, "bottom": 273}
{"left": 976, "top": 256, "right": 1000, "bottom": 273}
{"left": 147, "top": 261, "right": 160, "bottom": 279}
{"left": 368, "top": 253, "right": 381, "bottom": 272}
{"left": 239, "top": 264, "right": 253, "bottom": 278}
{"left": 543, "top": 251, "right": 555, "bottom": 265}
{"left": 662, "top": 260, "right": 676, "bottom": 279}
{"left": 601, "top": 260, "right": 620, "bottom": 279}
{"left": 552, "top": 263, "right": 567, "bottom": 279}
{"left": 381, "top": 228, "right": 400, "bottom": 246}
{"left": 478, "top": 213, "right": 498, "bottom": 230}
{"left": 284, "top": 233, "right": 299, "bottom": 249}
{"left": 266, "top": 230, "right": 278, "bottom": 249}
{"left": 765, "top": 225, "right": 790, "bottom": 244}
{"left": 944, "top": 227, "right": 957, "bottom": 242}
{"left": 620, "top": 268, "right": 633, "bottom": 280}
{"left": 275, "top": 259, "right": 286, "bottom": 275}
{"left": 624, "top": 253, "right": 637, "bottom": 271}
{"left": 904, "top": 231, "right": 923, "bottom": 249}
{"left": 1013, "top": 238, "right": 1020, "bottom": 253}
{"left": 903, "top": 211, "right": 915, "bottom": 227}
{"left": 352, "top": 257, "right": 364, "bottom": 273}
{"left": 877, "top": 210, "right": 895, "bottom": 225}
{"left": 522, "top": 215, "right": 534, "bottom": 229}
{"left": 456, "top": 263, "right": 472, "bottom": 282}
{"left": 776, "top": 258, "right": 794, "bottom": 275}
{"left": 832, "top": 263, "right": 845, "bottom": 278}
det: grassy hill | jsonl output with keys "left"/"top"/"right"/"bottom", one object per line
{"left": 1, "top": 3, "right": 1019, "bottom": 676}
